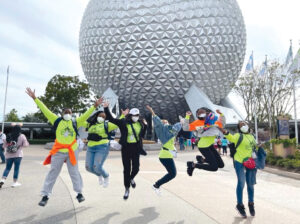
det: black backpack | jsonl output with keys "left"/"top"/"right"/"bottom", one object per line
{"left": 53, "top": 117, "right": 79, "bottom": 138}
{"left": 229, "top": 134, "right": 243, "bottom": 158}
{"left": 87, "top": 121, "right": 115, "bottom": 141}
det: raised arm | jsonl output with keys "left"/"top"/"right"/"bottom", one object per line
{"left": 103, "top": 102, "right": 123, "bottom": 127}
{"left": 182, "top": 111, "right": 194, "bottom": 131}
{"left": 26, "top": 87, "right": 58, "bottom": 124}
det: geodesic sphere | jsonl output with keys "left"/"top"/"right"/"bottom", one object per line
{"left": 79, "top": 0, "right": 246, "bottom": 122}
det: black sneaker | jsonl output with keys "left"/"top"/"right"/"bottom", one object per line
{"left": 38, "top": 196, "right": 49, "bottom": 207}
{"left": 76, "top": 193, "right": 85, "bottom": 203}
{"left": 196, "top": 155, "right": 204, "bottom": 164}
{"left": 130, "top": 179, "right": 136, "bottom": 188}
{"left": 236, "top": 204, "right": 247, "bottom": 218}
{"left": 123, "top": 188, "right": 130, "bottom": 200}
{"left": 248, "top": 202, "right": 255, "bottom": 216}
{"left": 187, "top": 161, "right": 195, "bottom": 176}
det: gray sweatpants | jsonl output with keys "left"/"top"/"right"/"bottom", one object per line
{"left": 41, "top": 150, "right": 83, "bottom": 196}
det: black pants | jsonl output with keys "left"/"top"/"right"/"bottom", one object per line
{"left": 121, "top": 143, "right": 140, "bottom": 188}
{"left": 155, "top": 158, "right": 177, "bottom": 188}
{"left": 222, "top": 146, "right": 227, "bottom": 154}
{"left": 195, "top": 145, "right": 224, "bottom": 171}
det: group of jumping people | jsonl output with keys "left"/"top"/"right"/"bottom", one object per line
{"left": 0, "top": 87, "right": 263, "bottom": 219}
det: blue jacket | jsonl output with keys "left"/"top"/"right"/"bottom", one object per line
{"left": 153, "top": 116, "right": 182, "bottom": 145}
{"left": 255, "top": 147, "right": 266, "bottom": 170}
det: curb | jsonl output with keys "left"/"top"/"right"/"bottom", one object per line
{"left": 263, "top": 166, "right": 300, "bottom": 180}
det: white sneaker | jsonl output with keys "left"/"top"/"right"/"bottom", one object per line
{"left": 103, "top": 176, "right": 109, "bottom": 188}
{"left": 0, "top": 179, "right": 5, "bottom": 188}
{"left": 11, "top": 182, "right": 21, "bottom": 188}
{"left": 152, "top": 185, "right": 161, "bottom": 196}
{"left": 98, "top": 176, "right": 104, "bottom": 185}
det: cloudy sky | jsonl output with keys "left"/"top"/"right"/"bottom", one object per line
{"left": 0, "top": 0, "right": 300, "bottom": 121}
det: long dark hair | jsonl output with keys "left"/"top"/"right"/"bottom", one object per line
{"left": 7, "top": 125, "right": 21, "bottom": 142}
{"left": 87, "top": 111, "right": 104, "bottom": 127}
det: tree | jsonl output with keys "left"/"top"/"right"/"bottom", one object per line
{"left": 5, "top": 108, "right": 21, "bottom": 122}
{"left": 233, "top": 60, "right": 300, "bottom": 138}
{"left": 22, "top": 113, "right": 44, "bottom": 123}
{"left": 35, "top": 75, "right": 93, "bottom": 121}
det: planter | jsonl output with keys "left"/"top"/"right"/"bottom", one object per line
{"left": 273, "top": 143, "right": 296, "bottom": 158}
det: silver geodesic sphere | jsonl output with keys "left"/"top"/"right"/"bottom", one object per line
{"left": 79, "top": 0, "right": 246, "bottom": 122}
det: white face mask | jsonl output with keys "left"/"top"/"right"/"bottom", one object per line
{"left": 132, "top": 116, "right": 139, "bottom": 122}
{"left": 198, "top": 113, "right": 206, "bottom": 119}
{"left": 63, "top": 114, "right": 72, "bottom": 121}
{"left": 97, "top": 117, "right": 105, "bottom": 123}
{"left": 240, "top": 125, "right": 249, "bottom": 133}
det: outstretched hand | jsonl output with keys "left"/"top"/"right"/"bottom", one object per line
{"left": 25, "top": 87, "right": 36, "bottom": 100}
{"left": 146, "top": 105, "right": 155, "bottom": 115}
{"left": 121, "top": 108, "right": 129, "bottom": 116}
{"left": 186, "top": 111, "right": 192, "bottom": 116}
{"left": 142, "top": 119, "right": 148, "bottom": 126}
{"left": 94, "top": 97, "right": 103, "bottom": 108}
{"left": 216, "top": 109, "right": 222, "bottom": 114}
{"left": 103, "top": 101, "right": 109, "bottom": 108}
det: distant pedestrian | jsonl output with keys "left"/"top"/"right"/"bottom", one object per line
{"left": 0, "top": 125, "right": 29, "bottom": 188}
{"left": 0, "top": 130, "right": 6, "bottom": 164}
{"left": 221, "top": 137, "right": 228, "bottom": 155}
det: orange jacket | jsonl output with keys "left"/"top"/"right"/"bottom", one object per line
{"left": 43, "top": 139, "right": 77, "bottom": 166}
{"left": 188, "top": 118, "right": 223, "bottom": 131}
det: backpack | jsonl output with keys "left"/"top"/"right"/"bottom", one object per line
{"left": 104, "top": 121, "right": 115, "bottom": 140}
{"left": 6, "top": 133, "right": 19, "bottom": 154}
{"left": 53, "top": 117, "right": 79, "bottom": 138}
{"left": 229, "top": 134, "right": 243, "bottom": 158}
{"left": 87, "top": 121, "right": 115, "bottom": 141}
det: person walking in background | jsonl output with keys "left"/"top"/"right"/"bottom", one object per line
{"left": 84, "top": 110, "right": 119, "bottom": 188}
{"left": 26, "top": 87, "right": 102, "bottom": 207}
{"left": 217, "top": 136, "right": 222, "bottom": 154}
{"left": 146, "top": 105, "right": 181, "bottom": 195}
{"left": 191, "top": 136, "right": 196, "bottom": 150}
{"left": 0, "top": 130, "right": 6, "bottom": 164}
{"left": 104, "top": 102, "right": 147, "bottom": 200}
{"left": 219, "top": 121, "right": 257, "bottom": 218}
{"left": 221, "top": 137, "right": 228, "bottom": 156}
{"left": 0, "top": 125, "right": 29, "bottom": 188}
{"left": 179, "top": 136, "right": 185, "bottom": 151}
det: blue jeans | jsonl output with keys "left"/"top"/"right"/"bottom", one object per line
{"left": 234, "top": 160, "right": 255, "bottom": 204}
{"left": 0, "top": 144, "right": 5, "bottom": 163}
{"left": 2, "top": 157, "right": 22, "bottom": 180}
{"left": 155, "top": 158, "right": 177, "bottom": 187}
{"left": 86, "top": 144, "right": 109, "bottom": 178}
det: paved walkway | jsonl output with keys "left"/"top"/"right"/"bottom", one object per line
{"left": 0, "top": 145, "right": 299, "bottom": 224}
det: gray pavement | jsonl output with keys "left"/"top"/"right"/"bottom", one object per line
{"left": 0, "top": 145, "right": 300, "bottom": 224}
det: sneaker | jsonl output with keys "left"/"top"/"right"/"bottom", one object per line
{"left": 248, "top": 202, "right": 255, "bottom": 216}
{"left": 130, "top": 179, "right": 136, "bottom": 188}
{"left": 196, "top": 155, "right": 204, "bottom": 164}
{"left": 187, "top": 161, "right": 195, "bottom": 176}
{"left": 123, "top": 188, "right": 130, "bottom": 200}
{"left": 98, "top": 176, "right": 104, "bottom": 185}
{"left": 0, "top": 179, "right": 5, "bottom": 188}
{"left": 152, "top": 185, "right": 161, "bottom": 196}
{"left": 103, "top": 176, "right": 109, "bottom": 188}
{"left": 236, "top": 204, "right": 247, "bottom": 218}
{"left": 76, "top": 193, "right": 85, "bottom": 203}
{"left": 11, "top": 182, "right": 21, "bottom": 188}
{"left": 38, "top": 196, "right": 49, "bottom": 207}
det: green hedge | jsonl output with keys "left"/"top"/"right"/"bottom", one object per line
{"left": 29, "top": 139, "right": 54, "bottom": 145}
{"left": 270, "top": 138, "right": 296, "bottom": 148}
{"left": 266, "top": 150, "right": 300, "bottom": 171}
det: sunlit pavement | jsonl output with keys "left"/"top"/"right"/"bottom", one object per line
{"left": 0, "top": 145, "right": 299, "bottom": 224}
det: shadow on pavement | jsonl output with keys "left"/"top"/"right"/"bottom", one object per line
{"left": 232, "top": 216, "right": 254, "bottom": 224}
{"left": 122, "top": 207, "right": 159, "bottom": 224}
{"left": 7, "top": 206, "right": 90, "bottom": 224}
{"left": 90, "top": 212, "right": 120, "bottom": 224}
{"left": 167, "top": 221, "right": 185, "bottom": 224}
